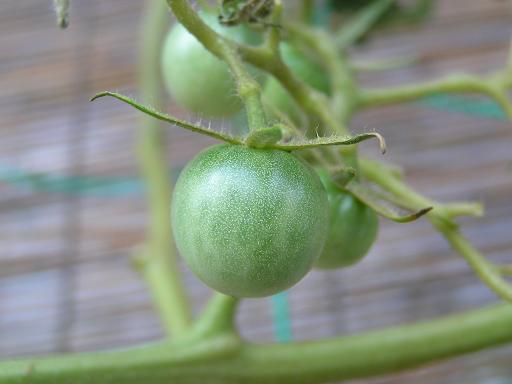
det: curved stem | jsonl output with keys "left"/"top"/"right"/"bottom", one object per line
{"left": 2, "top": 304, "right": 512, "bottom": 384}
{"left": 218, "top": 41, "right": 267, "bottom": 131}
{"left": 193, "top": 293, "right": 240, "bottom": 338}
{"left": 358, "top": 74, "right": 512, "bottom": 119}
{"left": 167, "top": 0, "right": 339, "bottom": 138}
{"left": 432, "top": 218, "right": 512, "bottom": 301}
{"left": 167, "top": 0, "right": 267, "bottom": 133}
{"left": 265, "top": 0, "right": 282, "bottom": 54}
{"left": 137, "top": 0, "right": 191, "bottom": 337}
{"left": 335, "top": 0, "right": 395, "bottom": 48}
{"left": 285, "top": 21, "right": 361, "bottom": 168}
{"left": 360, "top": 159, "right": 512, "bottom": 302}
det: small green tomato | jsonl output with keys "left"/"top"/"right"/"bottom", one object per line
{"left": 315, "top": 169, "right": 378, "bottom": 269}
{"left": 161, "top": 13, "right": 260, "bottom": 117}
{"left": 171, "top": 144, "right": 328, "bottom": 297}
{"left": 262, "top": 43, "right": 330, "bottom": 123}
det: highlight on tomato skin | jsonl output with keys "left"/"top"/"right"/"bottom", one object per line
{"left": 171, "top": 144, "right": 329, "bottom": 298}
{"left": 161, "top": 12, "right": 261, "bottom": 118}
{"left": 314, "top": 169, "right": 379, "bottom": 269}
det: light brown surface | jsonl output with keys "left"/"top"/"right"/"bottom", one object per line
{"left": 0, "top": 1, "right": 512, "bottom": 383}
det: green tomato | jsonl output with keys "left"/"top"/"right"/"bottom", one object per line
{"left": 161, "top": 13, "right": 260, "bottom": 117}
{"left": 262, "top": 43, "right": 330, "bottom": 123}
{"left": 315, "top": 169, "right": 378, "bottom": 269}
{"left": 171, "top": 144, "right": 328, "bottom": 297}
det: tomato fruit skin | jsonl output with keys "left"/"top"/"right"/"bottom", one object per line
{"left": 262, "top": 43, "right": 330, "bottom": 122}
{"left": 315, "top": 170, "right": 378, "bottom": 269}
{"left": 161, "top": 13, "right": 260, "bottom": 117}
{"left": 172, "top": 144, "right": 329, "bottom": 297}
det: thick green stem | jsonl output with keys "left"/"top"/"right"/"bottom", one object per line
{"left": 137, "top": 0, "right": 191, "bottom": 337}
{"left": 219, "top": 41, "right": 267, "bottom": 131}
{"left": 193, "top": 293, "right": 240, "bottom": 338}
{"left": 167, "top": 0, "right": 267, "bottom": 132}
{"left": 2, "top": 304, "right": 512, "bottom": 384}
{"left": 167, "top": 1, "right": 339, "bottom": 137}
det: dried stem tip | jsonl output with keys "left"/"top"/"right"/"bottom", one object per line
{"left": 53, "top": 0, "right": 70, "bottom": 29}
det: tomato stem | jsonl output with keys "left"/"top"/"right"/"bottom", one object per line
{"left": 360, "top": 158, "right": 512, "bottom": 302}
{"left": 358, "top": 74, "right": 512, "bottom": 118}
{"left": 218, "top": 41, "right": 268, "bottom": 132}
{"left": 2, "top": 304, "right": 512, "bottom": 383}
{"left": 136, "top": 0, "right": 192, "bottom": 337}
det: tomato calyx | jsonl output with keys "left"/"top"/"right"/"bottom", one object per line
{"left": 326, "top": 165, "right": 356, "bottom": 188}
{"left": 319, "top": 167, "right": 432, "bottom": 224}
{"left": 346, "top": 181, "right": 433, "bottom": 223}
{"left": 91, "top": 91, "right": 386, "bottom": 153}
{"left": 244, "top": 125, "right": 283, "bottom": 148}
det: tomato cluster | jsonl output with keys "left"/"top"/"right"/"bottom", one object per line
{"left": 161, "top": 12, "right": 260, "bottom": 117}
{"left": 165, "top": 15, "right": 378, "bottom": 298}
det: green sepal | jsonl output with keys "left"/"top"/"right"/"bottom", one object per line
{"left": 245, "top": 125, "right": 283, "bottom": 148}
{"left": 346, "top": 182, "right": 432, "bottom": 223}
{"left": 329, "top": 166, "right": 356, "bottom": 187}
{"left": 90, "top": 92, "right": 386, "bottom": 154}
{"left": 90, "top": 91, "right": 243, "bottom": 145}
{"left": 273, "top": 132, "right": 386, "bottom": 152}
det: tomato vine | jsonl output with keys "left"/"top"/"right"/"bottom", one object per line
{"left": 3, "top": 0, "right": 512, "bottom": 383}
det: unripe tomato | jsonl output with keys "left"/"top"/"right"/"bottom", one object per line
{"left": 161, "top": 13, "right": 260, "bottom": 117}
{"left": 315, "top": 169, "right": 378, "bottom": 269}
{"left": 172, "top": 144, "right": 328, "bottom": 297}
{"left": 262, "top": 43, "right": 330, "bottom": 122}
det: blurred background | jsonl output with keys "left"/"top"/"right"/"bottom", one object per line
{"left": 1, "top": 0, "right": 512, "bottom": 383}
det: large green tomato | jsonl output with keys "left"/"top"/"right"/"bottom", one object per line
{"left": 315, "top": 169, "right": 378, "bottom": 269}
{"left": 262, "top": 43, "right": 330, "bottom": 123}
{"left": 161, "top": 13, "right": 260, "bottom": 117}
{"left": 172, "top": 144, "right": 328, "bottom": 297}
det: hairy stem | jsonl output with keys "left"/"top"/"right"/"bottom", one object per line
{"left": 167, "top": 0, "right": 339, "bottom": 138}
{"left": 167, "top": 0, "right": 267, "bottom": 132}
{"left": 137, "top": 0, "right": 191, "bottom": 336}
{"left": 219, "top": 41, "right": 267, "bottom": 131}
{"left": 2, "top": 304, "right": 511, "bottom": 384}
